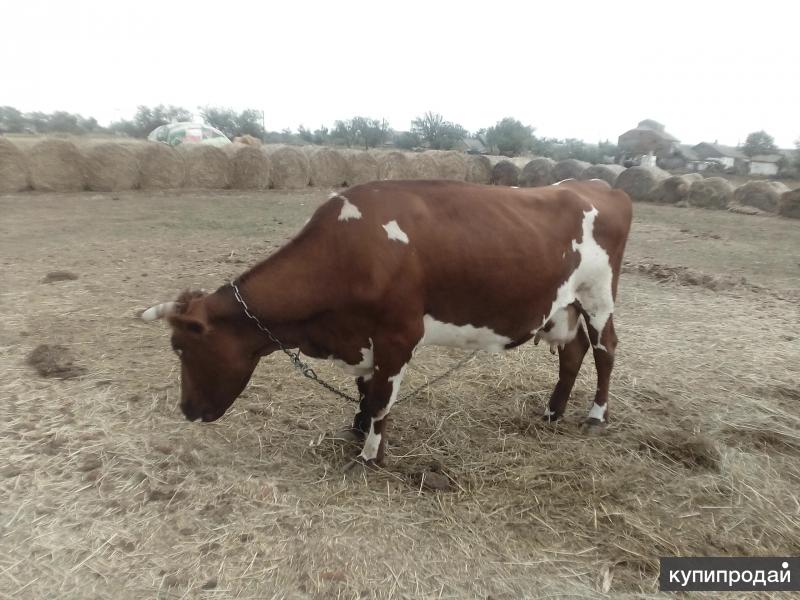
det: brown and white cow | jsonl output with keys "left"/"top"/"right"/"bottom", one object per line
{"left": 142, "top": 179, "right": 632, "bottom": 470}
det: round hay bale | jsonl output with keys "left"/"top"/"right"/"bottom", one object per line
{"left": 465, "top": 154, "right": 492, "bottom": 184}
{"left": 222, "top": 143, "right": 271, "bottom": 189}
{"left": 580, "top": 164, "right": 626, "bottom": 187}
{"left": 306, "top": 147, "right": 348, "bottom": 187}
{"left": 778, "top": 188, "right": 800, "bottom": 219}
{"left": 232, "top": 134, "right": 262, "bottom": 147}
{"left": 0, "top": 138, "right": 29, "bottom": 192}
{"left": 263, "top": 145, "right": 310, "bottom": 189}
{"left": 177, "top": 144, "right": 230, "bottom": 189}
{"left": 614, "top": 166, "right": 669, "bottom": 202}
{"left": 135, "top": 143, "right": 186, "bottom": 189}
{"left": 426, "top": 150, "right": 467, "bottom": 180}
{"left": 26, "top": 139, "right": 86, "bottom": 192}
{"left": 519, "top": 157, "right": 556, "bottom": 187}
{"left": 732, "top": 180, "right": 790, "bottom": 212}
{"left": 407, "top": 153, "right": 440, "bottom": 179}
{"left": 650, "top": 173, "right": 703, "bottom": 204}
{"left": 552, "top": 159, "right": 591, "bottom": 182}
{"left": 376, "top": 151, "right": 412, "bottom": 180}
{"left": 688, "top": 177, "right": 735, "bottom": 209}
{"left": 490, "top": 160, "right": 520, "bottom": 186}
{"left": 83, "top": 143, "right": 139, "bottom": 191}
{"left": 345, "top": 150, "right": 379, "bottom": 185}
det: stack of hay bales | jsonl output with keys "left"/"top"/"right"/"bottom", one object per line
{"left": 464, "top": 154, "right": 492, "bottom": 184}
{"left": 688, "top": 177, "right": 735, "bottom": 209}
{"left": 0, "top": 138, "right": 29, "bottom": 192}
{"left": 490, "top": 159, "right": 520, "bottom": 186}
{"left": 427, "top": 150, "right": 467, "bottom": 180}
{"left": 732, "top": 180, "right": 790, "bottom": 213}
{"left": 650, "top": 173, "right": 703, "bottom": 204}
{"left": 178, "top": 144, "right": 230, "bottom": 189}
{"left": 519, "top": 157, "right": 555, "bottom": 187}
{"left": 345, "top": 150, "right": 379, "bottom": 185}
{"left": 552, "top": 159, "right": 591, "bottom": 182}
{"left": 376, "top": 151, "right": 412, "bottom": 180}
{"left": 580, "top": 164, "right": 625, "bottom": 187}
{"left": 778, "top": 188, "right": 800, "bottom": 219}
{"left": 232, "top": 135, "right": 262, "bottom": 146}
{"left": 223, "top": 143, "right": 271, "bottom": 189}
{"left": 26, "top": 139, "right": 86, "bottom": 191}
{"left": 305, "top": 147, "right": 347, "bottom": 187}
{"left": 83, "top": 143, "right": 139, "bottom": 191}
{"left": 614, "top": 166, "right": 669, "bottom": 202}
{"left": 264, "top": 145, "right": 310, "bottom": 189}
{"left": 407, "top": 152, "right": 440, "bottom": 179}
{"left": 135, "top": 143, "right": 186, "bottom": 189}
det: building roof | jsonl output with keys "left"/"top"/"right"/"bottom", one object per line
{"left": 620, "top": 125, "right": 679, "bottom": 143}
{"left": 692, "top": 142, "right": 747, "bottom": 160}
{"left": 677, "top": 144, "right": 699, "bottom": 160}
{"left": 750, "top": 154, "right": 783, "bottom": 163}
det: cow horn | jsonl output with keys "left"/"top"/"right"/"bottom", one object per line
{"left": 141, "top": 301, "right": 180, "bottom": 321}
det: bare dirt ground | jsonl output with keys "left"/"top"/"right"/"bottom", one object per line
{"left": 1, "top": 189, "right": 799, "bottom": 599}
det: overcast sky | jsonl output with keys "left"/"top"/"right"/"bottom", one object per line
{"left": 3, "top": 0, "right": 799, "bottom": 147}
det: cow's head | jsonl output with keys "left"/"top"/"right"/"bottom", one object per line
{"left": 142, "top": 289, "right": 262, "bottom": 422}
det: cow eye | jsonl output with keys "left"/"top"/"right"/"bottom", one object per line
{"left": 174, "top": 348, "right": 183, "bottom": 358}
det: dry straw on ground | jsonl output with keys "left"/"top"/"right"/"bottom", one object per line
{"left": 223, "top": 143, "right": 271, "bottom": 190}
{"left": 264, "top": 145, "right": 310, "bottom": 189}
{"left": 650, "top": 173, "right": 703, "bottom": 204}
{"left": 83, "top": 143, "right": 139, "bottom": 192}
{"left": 177, "top": 144, "right": 230, "bottom": 189}
{"left": 407, "top": 152, "right": 440, "bottom": 179}
{"left": 0, "top": 137, "right": 29, "bottom": 192}
{"left": 552, "top": 158, "right": 591, "bottom": 181}
{"left": 580, "top": 164, "right": 626, "bottom": 187}
{"left": 519, "top": 157, "right": 555, "bottom": 187}
{"left": 344, "top": 150, "right": 379, "bottom": 186}
{"left": 779, "top": 188, "right": 800, "bottom": 219}
{"left": 427, "top": 150, "right": 467, "bottom": 180}
{"left": 375, "top": 151, "right": 412, "bottom": 180}
{"left": 464, "top": 154, "right": 492, "bottom": 184}
{"left": 26, "top": 138, "right": 86, "bottom": 191}
{"left": 688, "top": 177, "right": 735, "bottom": 209}
{"left": 135, "top": 143, "right": 186, "bottom": 190}
{"left": 490, "top": 159, "right": 520, "bottom": 186}
{"left": 614, "top": 166, "right": 669, "bottom": 202}
{"left": 733, "top": 180, "right": 790, "bottom": 212}
{"left": 306, "top": 147, "right": 348, "bottom": 187}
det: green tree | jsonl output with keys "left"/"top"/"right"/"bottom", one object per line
{"left": 411, "top": 112, "right": 467, "bottom": 150}
{"left": 742, "top": 130, "right": 778, "bottom": 157}
{"left": 485, "top": 118, "right": 535, "bottom": 156}
{"left": 394, "top": 131, "right": 421, "bottom": 150}
{"left": 110, "top": 104, "right": 193, "bottom": 138}
{"left": 199, "top": 106, "right": 265, "bottom": 140}
{"left": 331, "top": 117, "right": 389, "bottom": 149}
{"left": 0, "top": 106, "right": 26, "bottom": 133}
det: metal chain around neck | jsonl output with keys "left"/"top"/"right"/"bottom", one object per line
{"left": 229, "top": 281, "right": 476, "bottom": 406}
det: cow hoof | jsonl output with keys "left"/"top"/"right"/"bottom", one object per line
{"left": 541, "top": 414, "right": 562, "bottom": 425}
{"left": 343, "top": 457, "right": 376, "bottom": 477}
{"left": 330, "top": 427, "right": 364, "bottom": 444}
{"left": 581, "top": 418, "right": 608, "bottom": 435}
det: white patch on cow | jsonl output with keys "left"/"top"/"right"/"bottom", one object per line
{"left": 329, "top": 339, "right": 373, "bottom": 377}
{"left": 510, "top": 186, "right": 519, "bottom": 189}
{"left": 535, "top": 207, "right": 614, "bottom": 350}
{"left": 338, "top": 196, "right": 362, "bottom": 221}
{"left": 587, "top": 402, "right": 607, "bottom": 422}
{"left": 420, "top": 315, "right": 511, "bottom": 353}
{"left": 535, "top": 307, "right": 581, "bottom": 351}
{"left": 553, "top": 178, "right": 575, "bottom": 186}
{"left": 590, "top": 178, "right": 604, "bottom": 182}
{"left": 382, "top": 220, "right": 409, "bottom": 244}
{"left": 328, "top": 191, "right": 341, "bottom": 199}
{"left": 359, "top": 365, "right": 407, "bottom": 462}
{"left": 543, "top": 407, "right": 555, "bottom": 418}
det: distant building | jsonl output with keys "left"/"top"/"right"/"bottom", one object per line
{"left": 617, "top": 119, "right": 680, "bottom": 165}
{"left": 691, "top": 142, "right": 749, "bottom": 174}
{"left": 748, "top": 154, "right": 782, "bottom": 176}
{"left": 455, "top": 137, "right": 487, "bottom": 154}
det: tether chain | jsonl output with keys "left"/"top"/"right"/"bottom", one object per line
{"left": 230, "top": 281, "right": 476, "bottom": 405}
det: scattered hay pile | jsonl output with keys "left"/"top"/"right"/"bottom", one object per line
{"left": 264, "top": 145, "right": 310, "bottom": 189}
{"left": 519, "top": 157, "right": 555, "bottom": 187}
{"left": 428, "top": 151, "right": 467, "bottom": 180}
{"left": 552, "top": 159, "right": 591, "bottom": 181}
{"left": 614, "top": 166, "right": 669, "bottom": 202}
{"left": 650, "top": 173, "right": 703, "bottom": 204}
{"left": 733, "top": 180, "right": 790, "bottom": 212}
{"left": 222, "top": 143, "right": 271, "bottom": 189}
{"left": 232, "top": 135, "right": 262, "bottom": 146}
{"left": 83, "top": 143, "right": 139, "bottom": 191}
{"left": 376, "top": 151, "right": 412, "bottom": 180}
{"left": 177, "top": 144, "right": 230, "bottom": 189}
{"left": 490, "top": 160, "right": 520, "bottom": 186}
{"left": 464, "top": 154, "right": 492, "bottom": 184}
{"left": 345, "top": 150, "right": 379, "bottom": 185}
{"left": 26, "top": 344, "right": 86, "bottom": 379}
{"left": 580, "top": 164, "right": 625, "bottom": 187}
{"left": 306, "top": 147, "right": 347, "bottom": 187}
{"left": 778, "top": 188, "right": 800, "bottom": 219}
{"left": 26, "top": 139, "right": 86, "bottom": 191}
{"left": 0, "top": 138, "right": 29, "bottom": 192}
{"left": 407, "top": 153, "right": 440, "bottom": 179}
{"left": 135, "top": 143, "right": 186, "bottom": 189}
{"left": 688, "top": 177, "right": 735, "bottom": 209}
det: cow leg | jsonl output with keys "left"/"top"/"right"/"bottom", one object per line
{"left": 332, "top": 376, "right": 371, "bottom": 443}
{"left": 583, "top": 315, "right": 618, "bottom": 433}
{"left": 542, "top": 325, "right": 590, "bottom": 422}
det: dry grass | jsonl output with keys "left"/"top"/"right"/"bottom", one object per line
{"left": 0, "top": 190, "right": 798, "bottom": 598}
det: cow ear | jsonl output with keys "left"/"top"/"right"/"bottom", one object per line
{"left": 169, "top": 314, "right": 208, "bottom": 336}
